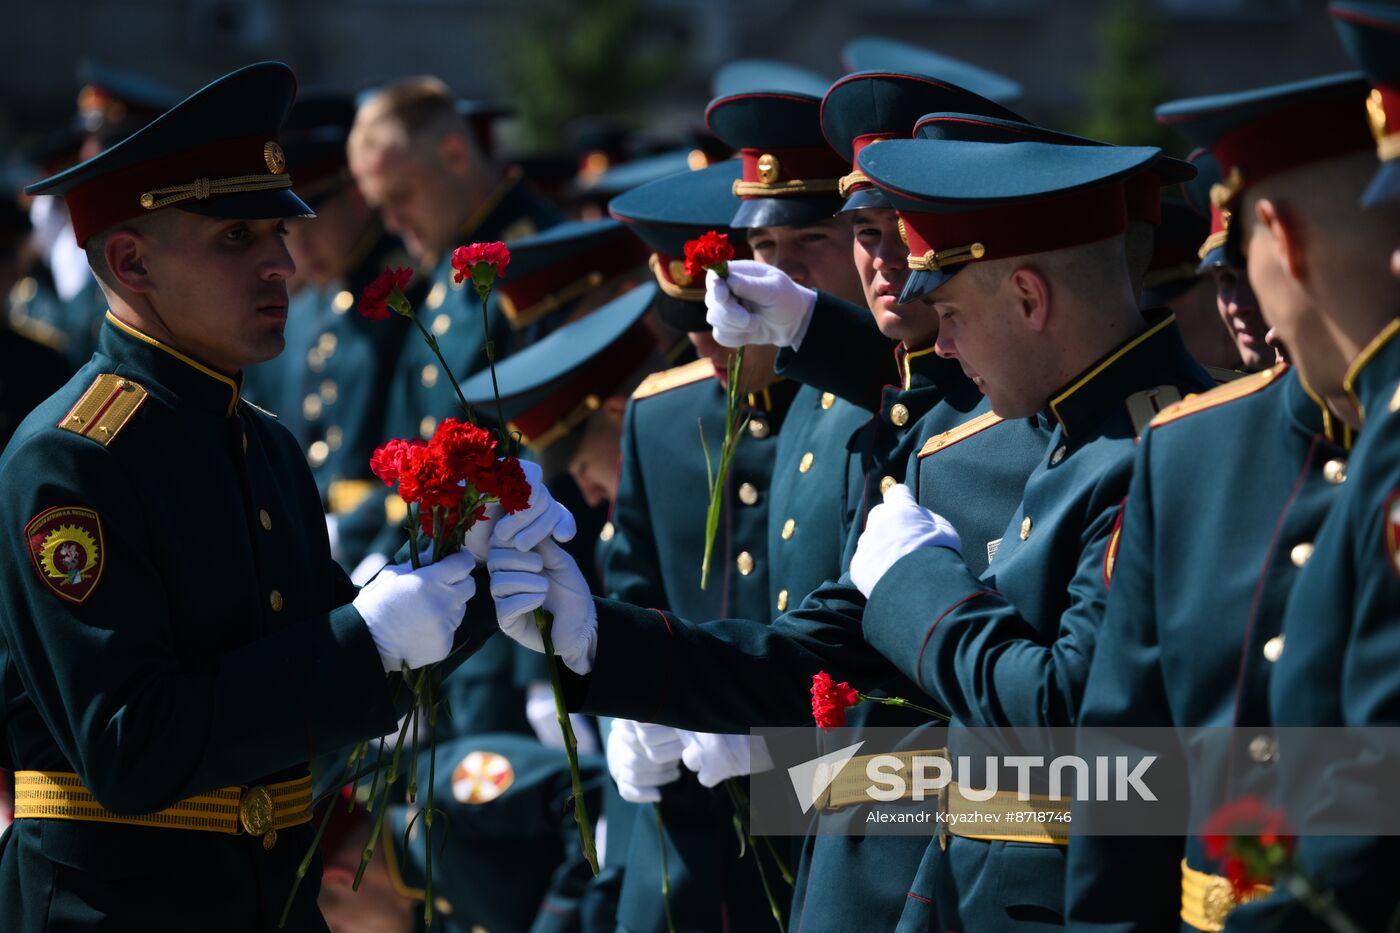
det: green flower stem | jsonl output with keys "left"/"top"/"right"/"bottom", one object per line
{"left": 277, "top": 789, "right": 340, "bottom": 928}
{"left": 655, "top": 803, "right": 677, "bottom": 933}
{"left": 725, "top": 778, "right": 795, "bottom": 886}
{"left": 424, "top": 673, "right": 436, "bottom": 929}
{"left": 534, "top": 607, "right": 598, "bottom": 874}
{"left": 723, "top": 778, "right": 786, "bottom": 932}
{"left": 700, "top": 347, "right": 747, "bottom": 590}
{"left": 857, "top": 692, "right": 950, "bottom": 722}
{"left": 354, "top": 699, "right": 414, "bottom": 889}
{"left": 408, "top": 311, "right": 478, "bottom": 424}
{"left": 1281, "top": 873, "right": 1365, "bottom": 933}
{"left": 474, "top": 282, "right": 511, "bottom": 451}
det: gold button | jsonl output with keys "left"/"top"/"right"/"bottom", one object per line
{"left": 422, "top": 364, "right": 439, "bottom": 388}
{"left": 318, "top": 333, "right": 338, "bottom": 356}
{"left": 737, "top": 551, "right": 754, "bottom": 575}
{"left": 879, "top": 475, "right": 897, "bottom": 495}
{"left": 302, "top": 394, "right": 323, "bottom": 421}
{"left": 820, "top": 392, "right": 836, "bottom": 410}
{"left": 777, "top": 589, "right": 789, "bottom": 612}
{"left": 738, "top": 483, "right": 759, "bottom": 506}
{"left": 308, "top": 440, "right": 330, "bottom": 467}
{"left": 1050, "top": 446, "right": 1066, "bottom": 465}
{"left": 1263, "top": 635, "right": 1285, "bottom": 663}
{"left": 259, "top": 509, "right": 272, "bottom": 531}
{"left": 333, "top": 290, "right": 354, "bottom": 313}
{"left": 325, "top": 426, "right": 343, "bottom": 450}
{"left": 1248, "top": 734, "right": 1277, "bottom": 763}
{"left": 269, "top": 590, "right": 284, "bottom": 612}
{"left": 748, "top": 417, "right": 770, "bottom": 439}
{"left": 1290, "top": 542, "right": 1314, "bottom": 568}
{"left": 426, "top": 282, "right": 447, "bottom": 310}
{"left": 420, "top": 416, "right": 437, "bottom": 439}
{"left": 1323, "top": 458, "right": 1347, "bottom": 485}
{"left": 432, "top": 312, "right": 452, "bottom": 336}
{"left": 799, "top": 452, "right": 814, "bottom": 474}
{"left": 320, "top": 380, "right": 338, "bottom": 405}
{"left": 433, "top": 897, "right": 453, "bottom": 916}
{"left": 599, "top": 521, "right": 615, "bottom": 542}
{"left": 890, "top": 403, "right": 910, "bottom": 427}
{"left": 782, "top": 518, "right": 796, "bottom": 540}
{"left": 1020, "top": 516, "right": 1033, "bottom": 540}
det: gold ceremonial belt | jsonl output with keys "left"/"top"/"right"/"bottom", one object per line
{"left": 813, "top": 748, "right": 947, "bottom": 812}
{"left": 942, "top": 782, "right": 1071, "bottom": 846}
{"left": 1180, "top": 858, "right": 1273, "bottom": 932}
{"left": 13, "top": 770, "right": 312, "bottom": 850}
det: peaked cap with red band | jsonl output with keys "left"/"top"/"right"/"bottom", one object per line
{"left": 858, "top": 135, "right": 1166, "bottom": 303}
{"left": 26, "top": 61, "right": 312, "bottom": 247}
{"left": 490, "top": 218, "right": 649, "bottom": 331}
{"left": 1331, "top": 1, "right": 1400, "bottom": 205}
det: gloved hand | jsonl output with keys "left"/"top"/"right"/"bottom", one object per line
{"left": 607, "top": 719, "right": 684, "bottom": 804}
{"left": 850, "top": 484, "right": 961, "bottom": 598}
{"left": 526, "top": 681, "right": 600, "bottom": 754}
{"left": 678, "top": 732, "right": 775, "bottom": 787}
{"left": 487, "top": 538, "right": 597, "bottom": 674}
{"left": 464, "top": 500, "right": 504, "bottom": 563}
{"left": 490, "top": 460, "right": 577, "bottom": 551}
{"left": 352, "top": 549, "right": 477, "bottom": 671}
{"left": 705, "top": 260, "right": 818, "bottom": 349}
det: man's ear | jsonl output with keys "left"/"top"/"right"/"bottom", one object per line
{"left": 437, "top": 132, "right": 472, "bottom": 176}
{"left": 602, "top": 393, "right": 629, "bottom": 423}
{"left": 105, "top": 230, "right": 154, "bottom": 294}
{"left": 1253, "top": 197, "right": 1307, "bottom": 283}
{"left": 1008, "top": 265, "right": 1052, "bottom": 332}
{"left": 321, "top": 863, "right": 356, "bottom": 892}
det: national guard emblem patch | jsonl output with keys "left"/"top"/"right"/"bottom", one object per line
{"left": 26, "top": 506, "right": 105, "bottom": 604}
{"left": 451, "top": 750, "right": 514, "bottom": 805}
{"left": 1385, "top": 491, "right": 1400, "bottom": 580}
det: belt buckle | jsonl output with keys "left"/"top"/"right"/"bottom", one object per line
{"left": 239, "top": 785, "right": 278, "bottom": 850}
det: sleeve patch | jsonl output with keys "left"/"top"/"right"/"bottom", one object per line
{"left": 25, "top": 506, "right": 106, "bottom": 604}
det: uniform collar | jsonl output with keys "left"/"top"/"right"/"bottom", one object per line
{"left": 1342, "top": 315, "right": 1400, "bottom": 426}
{"left": 1045, "top": 309, "right": 1193, "bottom": 439}
{"left": 100, "top": 311, "right": 241, "bottom": 417}
{"left": 896, "top": 341, "right": 956, "bottom": 391}
{"left": 1291, "top": 365, "right": 1354, "bottom": 450}
{"left": 745, "top": 377, "right": 799, "bottom": 415}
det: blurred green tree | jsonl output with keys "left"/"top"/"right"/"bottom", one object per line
{"left": 1077, "top": 0, "right": 1176, "bottom": 149}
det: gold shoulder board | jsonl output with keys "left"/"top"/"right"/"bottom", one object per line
{"left": 1148, "top": 363, "right": 1285, "bottom": 430}
{"left": 632, "top": 359, "right": 715, "bottom": 400}
{"left": 57, "top": 374, "right": 148, "bottom": 446}
{"left": 919, "top": 410, "right": 1004, "bottom": 458}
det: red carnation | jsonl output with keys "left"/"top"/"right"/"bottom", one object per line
{"left": 473, "top": 456, "right": 532, "bottom": 514}
{"left": 396, "top": 445, "right": 459, "bottom": 511}
{"left": 452, "top": 241, "right": 511, "bottom": 286}
{"left": 683, "top": 230, "right": 735, "bottom": 280}
{"left": 430, "top": 418, "right": 498, "bottom": 477}
{"left": 1200, "top": 795, "right": 1295, "bottom": 898}
{"left": 811, "top": 671, "right": 861, "bottom": 731}
{"left": 361, "top": 266, "right": 414, "bottom": 320}
{"left": 369, "top": 438, "right": 424, "bottom": 486}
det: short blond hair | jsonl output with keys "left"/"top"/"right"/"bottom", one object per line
{"left": 348, "top": 76, "right": 475, "bottom": 161}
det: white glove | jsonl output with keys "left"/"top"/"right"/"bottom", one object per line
{"left": 850, "top": 484, "right": 961, "bottom": 598}
{"left": 525, "top": 681, "right": 600, "bottom": 754}
{"left": 705, "top": 260, "right": 818, "bottom": 349}
{"left": 464, "top": 500, "right": 504, "bottom": 563}
{"left": 489, "top": 460, "right": 577, "bottom": 552}
{"left": 679, "top": 732, "right": 775, "bottom": 788}
{"left": 352, "top": 549, "right": 477, "bottom": 671}
{"left": 326, "top": 514, "right": 342, "bottom": 563}
{"left": 607, "top": 719, "right": 683, "bottom": 803}
{"left": 487, "top": 538, "right": 598, "bottom": 674}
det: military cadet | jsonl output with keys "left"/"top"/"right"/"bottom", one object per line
{"left": 346, "top": 76, "right": 562, "bottom": 451}
{"left": 0, "top": 185, "right": 69, "bottom": 451}
{"left": 1218, "top": 7, "right": 1400, "bottom": 929}
{"left": 0, "top": 63, "right": 520, "bottom": 932}
{"left": 1064, "top": 72, "right": 1380, "bottom": 932}
{"left": 318, "top": 732, "right": 606, "bottom": 933}
{"left": 240, "top": 92, "right": 424, "bottom": 573}
{"left": 1144, "top": 199, "right": 1243, "bottom": 377}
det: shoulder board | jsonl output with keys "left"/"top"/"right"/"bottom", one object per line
{"left": 1205, "top": 365, "right": 1247, "bottom": 385}
{"left": 57, "top": 374, "right": 148, "bottom": 446}
{"left": 632, "top": 359, "right": 715, "bottom": 400}
{"left": 241, "top": 398, "right": 279, "bottom": 421}
{"left": 8, "top": 315, "right": 67, "bottom": 352}
{"left": 1148, "top": 363, "right": 1286, "bottom": 430}
{"left": 919, "top": 410, "right": 1004, "bottom": 458}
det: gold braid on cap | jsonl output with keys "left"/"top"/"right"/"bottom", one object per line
{"left": 838, "top": 171, "right": 871, "bottom": 198}
{"left": 907, "top": 242, "right": 986, "bottom": 272}
{"left": 139, "top": 173, "right": 292, "bottom": 211}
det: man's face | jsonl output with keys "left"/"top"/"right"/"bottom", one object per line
{"left": 850, "top": 208, "right": 936, "bottom": 347}
{"left": 350, "top": 144, "right": 459, "bottom": 261}
{"left": 1244, "top": 211, "right": 1341, "bottom": 392}
{"left": 140, "top": 213, "right": 294, "bottom": 374}
{"left": 285, "top": 185, "right": 373, "bottom": 288}
{"left": 687, "top": 330, "right": 781, "bottom": 394}
{"left": 568, "top": 404, "right": 626, "bottom": 508}
{"left": 1210, "top": 262, "right": 1275, "bottom": 372}
{"left": 746, "top": 217, "right": 864, "bottom": 304}
{"left": 931, "top": 266, "right": 1042, "bottom": 418}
